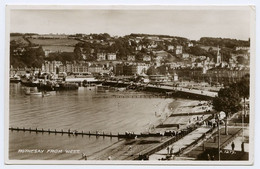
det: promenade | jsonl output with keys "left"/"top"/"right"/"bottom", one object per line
{"left": 149, "top": 127, "right": 211, "bottom": 160}
{"left": 179, "top": 127, "right": 247, "bottom": 160}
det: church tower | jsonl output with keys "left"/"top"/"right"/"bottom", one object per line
{"left": 216, "top": 46, "right": 222, "bottom": 64}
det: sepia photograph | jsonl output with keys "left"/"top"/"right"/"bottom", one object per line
{"left": 5, "top": 5, "right": 255, "bottom": 165}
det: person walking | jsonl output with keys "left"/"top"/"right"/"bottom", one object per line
{"left": 241, "top": 142, "right": 245, "bottom": 152}
{"left": 207, "top": 154, "right": 211, "bottom": 160}
{"left": 170, "top": 146, "right": 173, "bottom": 155}
{"left": 231, "top": 142, "right": 235, "bottom": 151}
{"left": 166, "top": 146, "right": 170, "bottom": 155}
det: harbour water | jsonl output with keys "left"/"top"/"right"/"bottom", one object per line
{"left": 9, "top": 83, "right": 177, "bottom": 160}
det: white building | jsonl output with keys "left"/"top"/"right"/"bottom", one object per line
{"left": 167, "top": 45, "right": 174, "bottom": 51}
{"left": 143, "top": 55, "right": 151, "bottom": 62}
{"left": 136, "top": 65, "right": 149, "bottom": 75}
{"left": 182, "top": 53, "right": 190, "bottom": 59}
{"left": 175, "top": 45, "right": 183, "bottom": 55}
{"left": 107, "top": 53, "right": 117, "bottom": 60}
{"left": 188, "top": 42, "right": 193, "bottom": 47}
{"left": 235, "top": 46, "right": 250, "bottom": 52}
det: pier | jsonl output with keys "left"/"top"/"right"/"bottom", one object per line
{"left": 93, "top": 94, "right": 170, "bottom": 99}
{"left": 102, "top": 80, "right": 217, "bottom": 100}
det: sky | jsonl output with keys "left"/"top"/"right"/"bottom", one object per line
{"left": 10, "top": 8, "right": 252, "bottom": 40}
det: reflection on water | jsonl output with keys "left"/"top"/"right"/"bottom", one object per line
{"left": 9, "top": 83, "right": 173, "bottom": 160}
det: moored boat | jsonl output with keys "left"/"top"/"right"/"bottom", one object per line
{"left": 25, "top": 91, "right": 42, "bottom": 95}
{"left": 10, "top": 76, "right": 21, "bottom": 83}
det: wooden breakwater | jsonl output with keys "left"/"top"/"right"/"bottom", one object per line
{"left": 9, "top": 127, "right": 119, "bottom": 138}
{"left": 9, "top": 127, "right": 165, "bottom": 138}
{"left": 170, "top": 111, "right": 216, "bottom": 117}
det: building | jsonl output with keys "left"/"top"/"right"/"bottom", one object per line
{"left": 175, "top": 45, "right": 183, "bottom": 55}
{"left": 155, "top": 55, "right": 163, "bottom": 67}
{"left": 235, "top": 46, "right": 250, "bottom": 52}
{"left": 188, "top": 42, "right": 194, "bottom": 47}
{"left": 136, "top": 64, "right": 149, "bottom": 75}
{"left": 147, "top": 36, "right": 160, "bottom": 40}
{"left": 175, "top": 66, "right": 249, "bottom": 85}
{"left": 127, "top": 55, "right": 135, "bottom": 62}
{"left": 107, "top": 53, "right": 117, "bottom": 60}
{"left": 12, "top": 47, "right": 26, "bottom": 57}
{"left": 173, "top": 73, "right": 179, "bottom": 81}
{"left": 97, "top": 53, "right": 106, "bottom": 61}
{"left": 44, "top": 50, "right": 53, "bottom": 57}
{"left": 167, "top": 45, "right": 174, "bottom": 51}
{"left": 114, "top": 63, "right": 148, "bottom": 76}
{"left": 182, "top": 53, "right": 190, "bottom": 59}
{"left": 59, "top": 61, "right": 88, "bottom": 74}
{"left": 42, "top": 61, "right": 63, "bottom": 74}
{"left": 136, "top": 45, "right": 143, "bottom": 51}
{"left": 205, "top": 67, "right": 249, "bottom": 85}
{"left": 216, "top": 46, "right": 222, "bottom": 65}
{"left": 114, "top": 64, "right": 124, "bottom": 76}
{"left": 149, "top": 75, "right": 170, "bottom": 83}
{"left": 88, "top": 64, "right": 103, "bottom": 74}
{"left": 123, "top": 65, "right": 137, "bottom": 76}
{"left": 143, "top": 55, "right": 152, "bottom": 62}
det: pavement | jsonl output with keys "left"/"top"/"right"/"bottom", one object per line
{"left": 149, "top": 127, "right": 211, "bottom": 160}
{"left": 225, "top": 128, "right": 249, "bottom": 152}
{"left": 179, "top": 127, "right": 246, "bottom": 160}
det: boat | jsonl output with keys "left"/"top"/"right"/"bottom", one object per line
{"left": 116, "top": 87, "right": 126, "bottom": 92}
{"left": 25, "top": 91, "right": 42, "bottom": 95}
{"left": 42, "top": 92, "right": 51, "bottom": 97}
{"left": 10, "top": 76, "right": 21, "bottom": 83}
{"left": 20, "top": 77, "right": 39, "bottom": 87}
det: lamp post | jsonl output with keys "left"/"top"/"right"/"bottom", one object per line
{"left": 218, "top": 117, "right": 221, "bottom": 161}
{"left": 216, "top": 111, "right": 226, "bottom": 161}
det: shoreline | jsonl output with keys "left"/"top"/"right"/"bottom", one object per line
{"left": 86, "top": 98, "right": 209, "bottom": 160}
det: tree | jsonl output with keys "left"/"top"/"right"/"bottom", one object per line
{"left": 236, "top": 56, "right": 247, "bottom": 65}
{"left": 188, "top": 46, "right": 207, "bottom": 56}
{"left": 147, "top": 66, "right": 159, "bottom": 75}
{"left": 74, "top": 45, "right": 82, "bottom": 60}
{"left": 157, "top": 65, "right": 168, "bottom": 75}
{"left": 213, "top": 87, "right": 242, "bottom": 135}
{"left": 231, "top": 74, "right": 250, "bottom": 120}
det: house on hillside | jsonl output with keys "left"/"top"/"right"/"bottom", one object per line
{"left": 107, "top": 53, "right": 117, "bottom": 60}
{"left": 143, "top": 55, "right": 151, "bottom": 62}
{"left": 175, "top": 45, "right": 183, "bottom": 55}
{"left": 167, "top": 45, "right": 174, "bottom": 51}
{"left": 182, "top": 53, "right": 190, "bottom": 59}
{"left": 97, "top": 53, "right": 106, "bottom": 61}
{"left": 127, "top": 55, "right": 135, "bottom": 62}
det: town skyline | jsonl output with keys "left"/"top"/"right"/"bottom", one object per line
{"left": 10, "top": 8, "right": 251, "bottom": 41}
{"left": 10, "top": 32, "right": 250, "bottom": 42}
